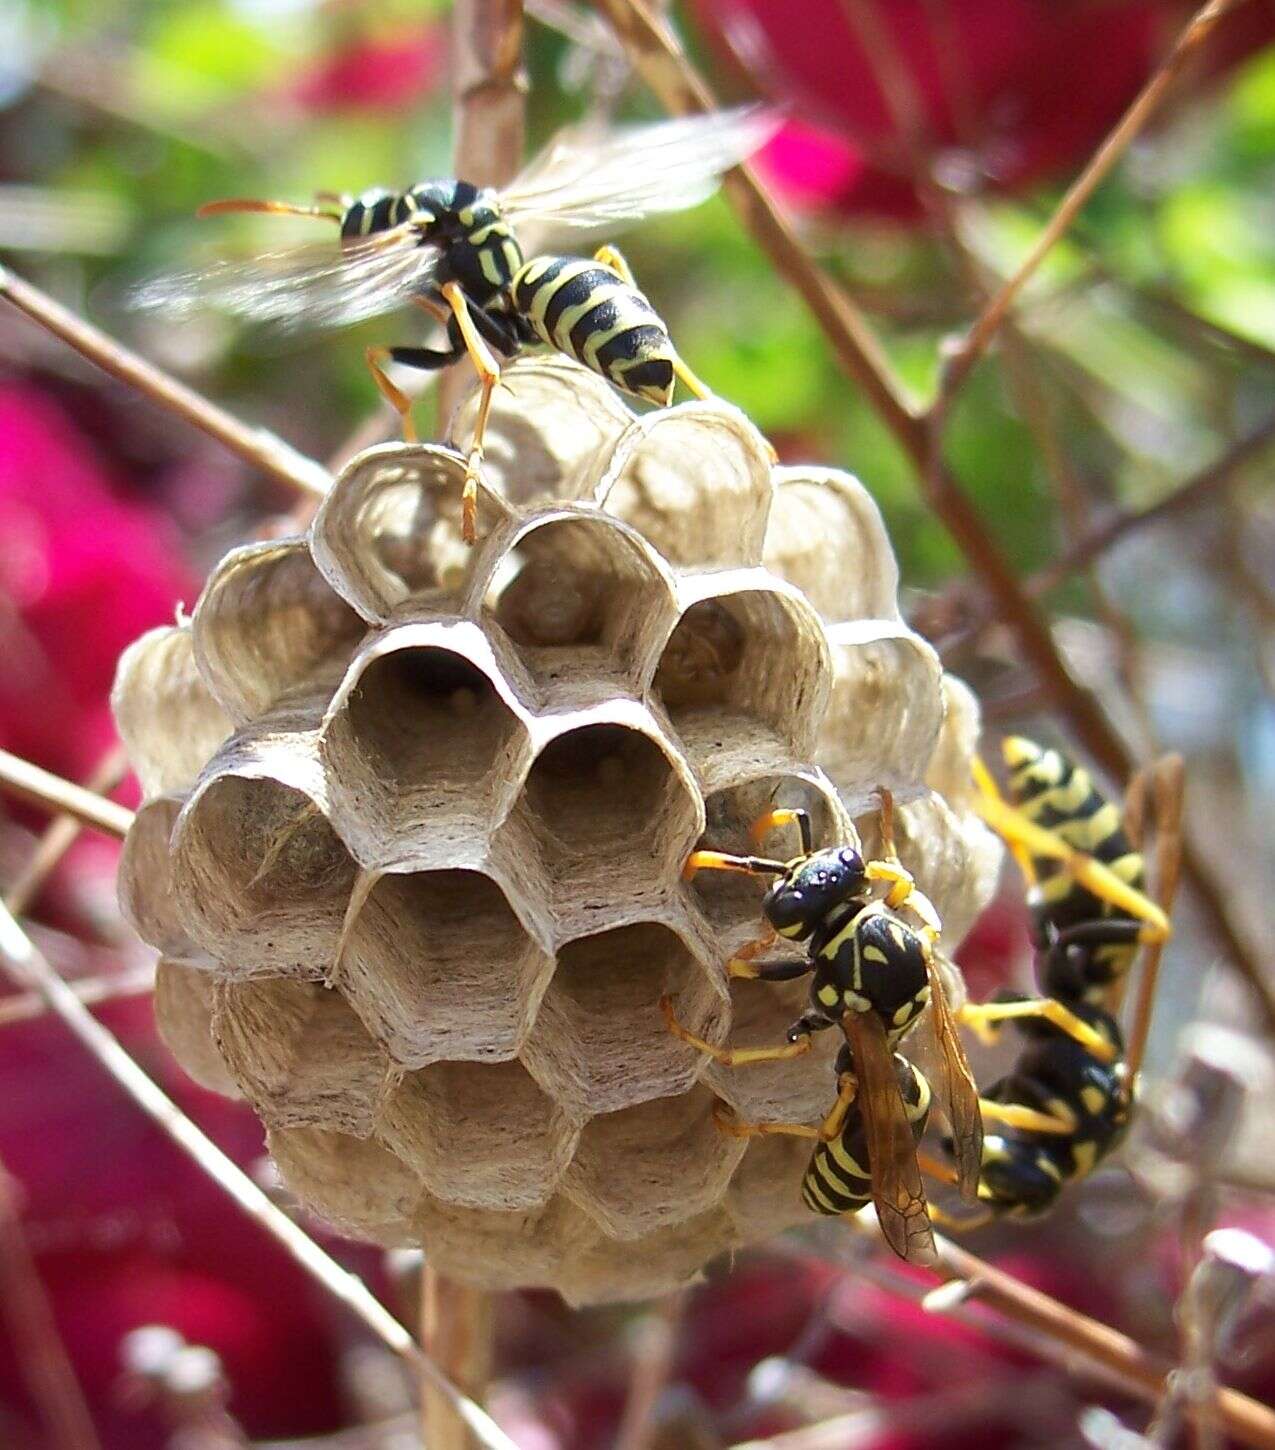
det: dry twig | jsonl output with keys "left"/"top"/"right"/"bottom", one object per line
{"left": 0, "top": 902, "right": 517, "bottom": 1450}
{"left": 938, "top": 0, "right": 1251, "bottom": 401}
{"left": 0, "top": 750, "right": 134, "bottom": 841}
{"left": 0, "top": 265, "right": 330, "bottom": 499}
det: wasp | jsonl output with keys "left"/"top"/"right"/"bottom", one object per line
{"left": 924, "top": 741, "right": 1182, "bottom": 1226}
{"left": 135, "top": 109, "right": 776, "bottom": 543}
{"left": 662, "top": 792, "right": 990, "bottom": 1266}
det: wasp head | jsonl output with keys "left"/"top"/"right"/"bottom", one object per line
{"left": 762, "top": 846, "right": 867, "bottom": 941}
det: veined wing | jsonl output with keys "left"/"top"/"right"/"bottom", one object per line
{"left": 842, "top": 1010, "right": 937, "bottom": 1267}
{"left": 500, "top": 106, "right": 779, "bottom": 251}
{"left": 925, "top": 949, "right": 984, "bottom": 1203}
{"left": 132, "top": 223, "right": 440, "bottom": 332}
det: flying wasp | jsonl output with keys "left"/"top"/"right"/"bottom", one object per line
{"left": 662, "top": 791, "right": 991, "bottom": 1266}
{"left": 135, "top": 109, "right": 776, "bottom": 543}
{"left": 923, "top": 739, "right": 1181, "bottom": 1227}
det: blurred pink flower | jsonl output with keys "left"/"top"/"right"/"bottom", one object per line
{"left": 0, "top": 384, "right": 196, "bottom": 786}
{"left": 695, "top": 0, "right": 1275, "bottom": 220}
{"left": 291, "top": 26, "right": 445, "bottom": 114}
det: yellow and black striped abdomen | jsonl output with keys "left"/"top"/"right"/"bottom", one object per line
{"left": 801, "top": 1058, "right": 931, "bottom": 1216}
{"left": 511, "top": 256, "right": 676, "bottom": 405}
{"left": 1003, "top": 736, "right": 1144, "bottom": 937}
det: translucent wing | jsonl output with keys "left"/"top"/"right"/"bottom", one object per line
{"left": 925, "top": 950, "right": 984, "bottom": 1203}
{"left": 132, "top": 223, "right": 441, "bottom": 332}
{"left": 842, "top": 1011, "right": 937, "bottom": 1266}
{"left": 500, "top": 106, "right": 779, "bottom": 251}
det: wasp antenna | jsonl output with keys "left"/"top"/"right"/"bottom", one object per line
{"left": 196, "top": 198, "right": 343, "bottom": 222}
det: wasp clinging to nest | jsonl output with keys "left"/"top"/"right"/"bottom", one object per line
{"left": 922, "top": 737, "right": 1182, "bottom": 1228}
{"left": 663, "top": 791, "right": 997, "bottom": 1267}
{"left": 136, "top": 109, "right": 776, "bottom": 544}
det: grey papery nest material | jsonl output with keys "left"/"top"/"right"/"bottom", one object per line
{"left": 113, "top": 356, "right": 1000, "bottom": 1304}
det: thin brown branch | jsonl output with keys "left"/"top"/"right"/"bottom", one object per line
{"left": 939, "top": 0, "right": 1249, "bottom": 402}
{"left": 593, "top": 0, "right": 1273, "bottom": 1031}
{"left": 0, "top": 903, "right": 517, "bottom": 1450}
{"left": 588, "top": 0, "right": 924, "bottom": 449}
{"left": 1125, "top": 756, "right": 1187, "bottom": 1085}
{"left": 927, "top": 1237, "right": 1275, "bottom": 1450}
{"left": 421, "top": 1270, "right": 495, "bottom": 1450}
{"left": 0, "top": 965, "right": 154, "bottom": 1028}
{"left": 0, "top": 1163, "right": 101, "bottom": 1450}
{"left": 5, "top": 745, "right": 129, "bottom": 916}
{"left": 1028, "top": 411, "right": 1275, "bottom": 599}
{"left": 0, "top": 750, "right": 134, "bottom": 840}
{"left": 614, "top": 1291, "right": 687, "bottom": 1450}
{"left": 0, "top": 265, "right": 330, "bottom": 499}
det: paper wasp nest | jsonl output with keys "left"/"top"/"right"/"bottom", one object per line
{"left": 113, "top": 357, "right": 999, "bottom": 1304}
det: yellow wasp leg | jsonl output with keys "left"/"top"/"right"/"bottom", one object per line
{"left": 749, "top": 807, "right": 811, "bottom": 853}
{"left": 865, "top": 786, "right": 943, "bottom": 934}
{"left": 819, "top": 1071, "right": 859, "bottom": 1140}
{"left": 726, "top": 922, "right": 779, "bottom": 979}
{"left": 712, "top": 1102, "right": 820, "bottom": 1140}
{"left": 972, "top": 754, "right": 1036, "bottom": 886}
{"left": 927, "top": 1204, "right": 994, "bottom": 1233}
{"left": 958, "top": 999, "right": 1119, "bottom": 1063}
{"left": 681, "top": 848, "right": 786, "bottom": 882}
{"left": 660, "top": 994, "right": 813, "bottom": 1066}
{"left": 973, "top": 783, "right": 1170, "bottom": 943}
{"left": 441, "top": 280, "right": 502, "bottom": 546}
{"left": 978, "top": 1100, "right": 1075, "bottom": 1136}
{"left": 365, "top": 346, "right": 418, "bottom": 444}
{"left": 593, "top": 243, "right": 637, "bottom": 285}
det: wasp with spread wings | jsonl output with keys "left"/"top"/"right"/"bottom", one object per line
{"left": 662, "top": 793, "right": 986, "bottom": 1267}
{"left": 136, "top": 108, "right": 776, "bottom": 542}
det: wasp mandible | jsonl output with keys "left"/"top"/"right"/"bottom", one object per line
{"left": 136, "top": 109, "right": 777, "bottom": 543}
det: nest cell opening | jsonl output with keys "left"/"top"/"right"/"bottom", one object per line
{"left": 322, "top": 643, "right": 531, "bottom": 860}
{"left": 492, "top": 515, "right": 676, "bottom": 694}
{"left": 818, "top": 632, "right": 943, "bottom": 798}
{"left": 519, "top": 723, "right": 699, "bottom": 907}
{"left": 687, "top": 774, "right": 844, "bottom": 940}
{"left": 653, "top": 588, "right": 827, "bottom": 754}
{"left": 520, "top": 920, "right": 726, "bottom": 1117}
{"left": 174, "top": 775, "right": 355, "bottom": 977}
{"left": 703, "top": 976, "right": 839, "bottom": 1126}
{"left": 194, "top": 539, "right": 366, "bottom": 723}
{"left": 267, "top": 1126, "right": 420, "bottom": 1246}
{"left": 378, "top": 1058, "right": 580, "bottom": 1212}
{"left": 212, "top": 977, "right": 387, "bottom": 1136}
{"left": 337, "top": 867, "right": 552, "bottom": 1069}
{"left": 563, "top": 1084, "right": 747, "bottom": 1240}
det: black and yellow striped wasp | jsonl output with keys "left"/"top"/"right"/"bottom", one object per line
{"left": 923, "top": 737, "right": 1181, "bottom": 1227}
{"left": 663, "top": 791, "right": 997, "bottom": 1266}
{"left": 135, "top": 109, "right": 775, "bottom": 543}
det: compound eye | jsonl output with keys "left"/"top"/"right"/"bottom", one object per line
{"left": 763, "top": 884, "right": 805, "bottom": 931}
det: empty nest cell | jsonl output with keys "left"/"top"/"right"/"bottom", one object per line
{"left": 597, "top": 404, "right": 774, "bottom": 569}
{"left": 378, "top": 1058, "right": 581, "bottom": 1211}
{"left": 310, "top": 446, "right": 500, "bottom": 621}
{"left": 172, "top": 772, "right": 355, "bottom": 978}
{"left": 193, "top": 537, "right": 366, "bottom": 724}
{"left": 516, "top": 721, "right": 700, "bottom": 922}
{"left": 818, "top": 626, "right": 944, "bottom": 800}
{"left": 490, "top": 513, "right": 677, "bottom": 695}
{"left": 653, "top": 581, "right": 829, "bottom": 757}
{"left": 520, "top": 921, "right": 727, "bottom": 1117}
{"left": 703, "top": 976, "right": 839, "bottom": 1126}
{"left": 153, "top": 960, "right": 238, "bottom": 1098}
{"left": 563, "top": 1084, "right": 747, "bottom": 1240}
{"left": 686, "top": 772, "right": 846, "bottom": 942}
{"left": 267, "top": 1126, "right": 420, "bottom": 1246}
{"left": 761, "top": 466, "right": 900, "bottom": 624}
{"left": 212, "top": 977, "right": 388, "bottom": 1136}
{"left": 118, "top": 795, "right": 203, "bottom": 962}
{"left": 321, "top": 638, "right": 532, "bottom": 864}
{"left": 336, "top": 867, "right": 553, "bottom": 1069}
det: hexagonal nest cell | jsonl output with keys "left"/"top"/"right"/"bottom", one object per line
{"left": 114, "top": 354, "right": 999, "bottom": 1304}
